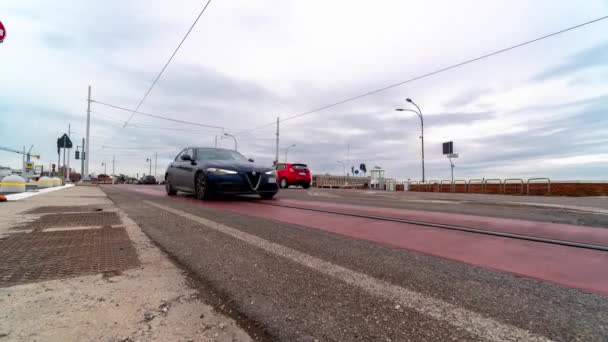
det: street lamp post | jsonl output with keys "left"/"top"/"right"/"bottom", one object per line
{"left": 337, "top": 160, "right": 346, "bottom": 177}
{"left": 101, "top": 162, "right": 107, "bottom": 175}
{"left": 145, "top": 158, "right": 152, "bottom": 176}
{"left": 396, "top": 98, "right": 425, "bottom": 182}
{"left": 284, "top": 144, "right": 296, "bottom": 162}
{"left": 224, "top": 133, "right": 238, "bottom": 151}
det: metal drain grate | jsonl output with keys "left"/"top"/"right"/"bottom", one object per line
{"left": 0, "top": 227, "right": 139, "bottom": 287}
{"left": 22, "top": 212, "right": 121, "bottom": 230}
{"left": 25, "top": 206, "right": 105, "bottom": 214}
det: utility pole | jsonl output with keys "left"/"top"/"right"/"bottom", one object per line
{"left": 346, "top": 143, "right": 350, "bottom": 177}
{"left": 214, "top": 135, "right": 218, "bottom": 148}
{"left": 275, "top": 117, "right": 280, "bottom": 166}
{"left": 84, "top": 85, "right": 91, "bottom": 180}
{"left": 66, "top": 124, "right": 71, "bottom": 182}
{"left": 81, "top": 138, "right": 85, "bottom": 178}
{"left": 154, "top": 152, "right": 157, "bottom": 177}
{"left": 112, "top": 154, "right": 115, "bottom": 175}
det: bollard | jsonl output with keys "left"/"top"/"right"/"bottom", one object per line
{"left": 38, "top": 176, "right": 54, "bottom": 189}
{"left": 0, "top": 175, "right": 26, "bottom": 193}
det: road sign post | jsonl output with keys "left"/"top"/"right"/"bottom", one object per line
{"left": 442, "top": 142, "right": 458, "bottom": 192}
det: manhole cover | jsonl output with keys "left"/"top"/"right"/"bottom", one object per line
{"left": 0, "top": 227, "right": 139, "bottom": 287}
{"left": 25, "top": 206, "right": 104, "bottom": 214}
{"left": 22, "top": 212, "right": 121, "bottom": 230}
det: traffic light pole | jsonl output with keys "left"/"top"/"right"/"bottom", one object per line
{"left": 84, "top": 85, "right": 91, "bottom": 180}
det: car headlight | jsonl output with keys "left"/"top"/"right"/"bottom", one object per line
{"left": 265, "top": 170, "right": 276, "bottom": 175}
{"left": 206, "top": 168, "right": 237, "bottom": 175}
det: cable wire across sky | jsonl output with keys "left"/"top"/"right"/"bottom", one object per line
{"left": 233, "top": 14, "right": 608, "bottom": 136}
{"left": 123, "top": 0, "right": 213, "bottom": 127}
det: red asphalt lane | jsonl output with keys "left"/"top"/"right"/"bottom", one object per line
{"left": 123, "top": 185, "right": 608, "bottom": 295}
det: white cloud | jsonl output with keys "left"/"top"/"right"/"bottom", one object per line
{"left": 1, "top": 0, "right": 608, "bottom": 180}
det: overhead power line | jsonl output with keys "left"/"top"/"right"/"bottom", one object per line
{"left": 91, "top": 100, "right": 225, "bottom": 130}
{"left": 234, "top": 15, "right": 608, "bottom": 136}
{"left": 101, "top": 145, "right": 172, "bottom": 150}
{"left": 91, "top": 110, "right": 222, "bottom": 133}
{"left": 123, "top": 0, "right": 213, "bottom": 127}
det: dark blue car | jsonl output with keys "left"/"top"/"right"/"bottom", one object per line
{"left": 165, "top": 147, "right": 279, "bottom": 200}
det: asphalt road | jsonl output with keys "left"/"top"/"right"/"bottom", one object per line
{"left": 102, "top": 185, "right": 608, "bottom": 342}
{"left": 276, "top": 188, "right": 608, "bottom": 227}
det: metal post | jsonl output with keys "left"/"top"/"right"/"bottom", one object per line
{"left": 214, "top": 135, "right": 217, "bottom": 148}
{"left": 112, "top": 155, "right": 115, "bottom": 175}
{"left": 154, "top": 152, "right": 157, "bottom": 177}
{"left": 149, "top": 158, "right": 152, "bottom": 176}
{"left": 66, "top": 124, "right": 71, "bottom": 181}
{"left": 448, "top": 156, "right": 454, "bottom": 192}
{"left": 410, "top": 101, "right": 425, "bottom": 182}
{"left": 63, "top": 134, "right": 67, "bottom": 178}
{"left": 81, "top": 138, "right": 85, "bottom": 178}
{"left": 396, "top": 99, "right": 425, "bottom": 182}
{"left": 22, "top": 146, "right": 25, "bottom": 177}
{"left": 224, "top": 133, "right": 237, "bottom": 151}
{"left": 419, "top": 113, "right": 425, "bottom": 183}
{"left": 84, "top": 85, "right": 91, "bottom": 180}
{"left": 347, "top": 143, "right": 350, "bottom": 177}
{"left": 275, "top": 117, "right": 280, "bottom": 166}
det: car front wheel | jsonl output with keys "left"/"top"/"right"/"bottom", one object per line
{"left": 195, "top": 172, "right": 212, "bottom": 200}
{"left": 165, "top": 177, "right": 177, "bottom": 195}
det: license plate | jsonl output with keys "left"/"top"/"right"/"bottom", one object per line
{"left": 299, "top": 172, "right": 306, "bottom": 175}
{"left": 268, "top": 177, "right": 276, "bottom": 183}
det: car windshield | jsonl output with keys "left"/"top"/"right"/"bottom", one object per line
{"left": 195, "top": 148, "right": 248, "bottom": 162}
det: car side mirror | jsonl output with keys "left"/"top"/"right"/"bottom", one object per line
{"left": 248, "top": 158, "right": 255, "bottom": 163}
{"left": 181, "top": 154, "right": 192, "bottom": 161}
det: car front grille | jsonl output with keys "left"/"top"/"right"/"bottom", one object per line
{"left": 246, "top": 172, "right": 262, "bottom": 190}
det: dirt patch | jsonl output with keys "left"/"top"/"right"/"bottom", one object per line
{"left": 20, "top": 212, "right": 120, "bottom": 230}
{"left": 0, "top": 227, "right": 139, "bottom": 287}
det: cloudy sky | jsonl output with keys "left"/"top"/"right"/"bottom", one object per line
{"left": 1, "top": 0, "right": 607, "bottom": 181}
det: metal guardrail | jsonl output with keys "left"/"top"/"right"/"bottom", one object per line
{"left": 453, "top": 180, "right": 467, "bottom": 192}
{"left": 418, "top": 181, "right": 432, "bottom": 192}
{"left": 484, "top": 179, "right": 502, "bottom": 193}
{"left": 468, "top": 179, "right": 484, "bottom": 193}
{"left": 407, "top": 177, "right": 551, "bottom": 195}
{"left": 440, "top": 180, "right": 452, "bottom": 192}
{"left": 504, "top": 178, "right": 524, "bottom": 195}
{"left": 527, "top": 178, "right": 551, "bottom": 195}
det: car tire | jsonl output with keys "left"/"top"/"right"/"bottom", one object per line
{"left": 165, "top": 177, "right": 177, "bottom": 196}
{"left": 302, "top": 183, "right": 310, "bottom": 189}
{"left": 195, "top": 172, "right": 212, "bottom": 200}
{"left": 260, "top": 193, "right": 275, "bottom": 200}
{"left": 280, "top": 178, "right": 288, "bottom": 189}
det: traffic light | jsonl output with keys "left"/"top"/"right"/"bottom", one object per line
{"left": 75, "top": 150, "right": 80, "bottom": 159}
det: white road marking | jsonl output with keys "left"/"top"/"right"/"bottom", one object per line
{"left": 4, "top": 184, "right": 75, "bottom": 201}
{"left": 144, "top": 200, "right": 552, "bottom": 342}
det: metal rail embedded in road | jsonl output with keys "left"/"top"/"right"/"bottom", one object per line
{"left": 253, "top": 201, "right": 608, "bottom": 252}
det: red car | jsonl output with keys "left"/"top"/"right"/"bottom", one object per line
{"left": 275, "top": 162, "right": 311, "bottom": 189}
